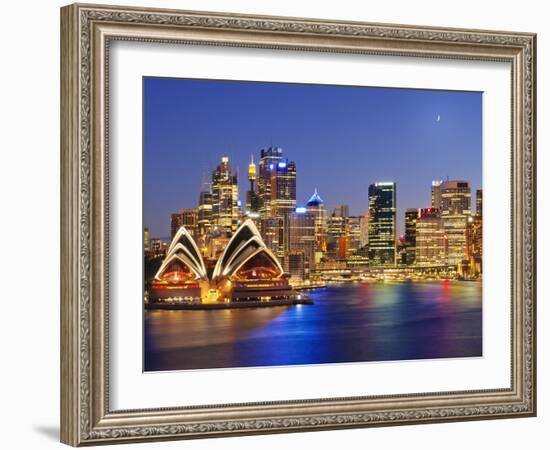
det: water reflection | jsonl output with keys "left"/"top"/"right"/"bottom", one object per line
{"left": 144, "top": 281, "right": 482, "bottom": 371}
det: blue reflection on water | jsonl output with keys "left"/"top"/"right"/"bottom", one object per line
{"left": 144, "top": 281, "right": 482, "bottom": 371}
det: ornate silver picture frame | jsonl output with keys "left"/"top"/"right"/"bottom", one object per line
{"left": 60, "top": 3, "right": 536, "bottom": 446}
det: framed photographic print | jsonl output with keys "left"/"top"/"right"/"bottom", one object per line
{"left": 60, "top": 3, "right": 536, "bottom": 446}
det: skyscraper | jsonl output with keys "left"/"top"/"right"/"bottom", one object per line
{"left": 367, "top": 182, "right": 396, "bottom": 265}
{"left": 260, "top": 217, "right": 285, "bottom": 260}
{"left": 289, "top": 209, "right": 316, "bottom": 279}
{"left": 211, "top": 155, "right": 239, "bottom": 234}
{"left": 466, "top": 188, "right": 483, "bottom": 275}
{"left": 440, "top": 180, "right": 471, "bottom": 266}
{"left": 359, "top": 214, "right": 369, "bottom": 248}
{"left": 258, "top": 147, "right": 284, "bottom": 219}
{"left": 305, "top": 189, "right": 327, "bottom": 257}
{"left": 171, "top": 208, "right": 198, "bottom": 239}
{"left": 476, "top": 189, "right": 483, "bottom": 216}
{"left": 197, "top": 190, "right": 213, "bottom": 238}
{"left": 404, "top": 208, "right": 419, "bottom": 265}
{"left": 326, "top": 209, "right": 347, "bottom": 260}
{"left": 466, "top": 214, "right": 483, "bottom": 274}
{"left": 416, "top": 208, "right": 446, "bottom": 266}
{"left": 332, "top": 205, "right": 350, "bottom": 218}
{"left": 245, "top": 155, "right": 261, "bottom": 216}
{"left": 347, "top": 216, "right": 362, "bottom": 256}
{"left": 431, "top": 180, "right": 443, "bottom": 209}
{"left": 270, "top": 159, "right": 297, "bottom": 219}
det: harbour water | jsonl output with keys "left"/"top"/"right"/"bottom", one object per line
{"left": 144, "top": 280, "right": 482, "bottom": 371}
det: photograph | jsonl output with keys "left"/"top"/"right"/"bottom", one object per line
{"left": 143, "top": 77, "right": 483, "bottom": 372}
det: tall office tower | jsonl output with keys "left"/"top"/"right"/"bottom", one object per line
{"left": 466, "top": 214, "right": 483, "bottom": 273}
{"left": 431, "top": 180, "right": 443, "bottom": 209}
{"left": 172, "top": 209, "right": 199, "bottom": 240}
{"left": 333, "top": 205, "right": 350, "bottom": 218}
{"left": 476, "top": 189, "right": 483, "bottom": 216}
{"left": 211, "top": 155, "right": 239, "bottom": 235}
{"left": 367, "top": 182, "right": 397, "bottom": 265}
{"left": 305, "top": 189, "right": 327, "bottom": 256}
{"left": 326, "top": 211, "right": 347, "bottom": 260}
{"left": 466, "top": 188, "right": 483, "bottom": 275}
{"left": 197, "top": 189, "right": 213, "bottom": 238}
{"left": 269, "top": 159, "right": 297, "bottom": 219}
{"left": 404, "top": 208, "right": 420, "bottom": 265}
{"left": 257, "top": 147, "right": 284, "bottom": 218}
{"left": 359, "top": 213, "right": 369, "bottom": 249}
{"left": 259, "top": 217, "right": 285, "bottom": 260}
{"left": 347, "top": 216, "right": 362, "bottom": 256}
{"left": 440, "top": 180, "right": 471, "bottom": 266}
{"left": 143, "top": 227, "right": 150, "bottom": 253}
{"left": 416, "top": 207, "right": 447, "bottom": 266}
{"left": 170, "top": 213, "right": 183, "bottom": 240}
{"left": 245, "top": 155, "right": 261, "bottom": 216}
{"left": 287, "top": 251, "right": 307, "bottom": 284}
{"left": 289, "top": 210, "right": 316, "bottom": 279}
{"left": 396, "top": 236, "right": 407, "bottom": 265}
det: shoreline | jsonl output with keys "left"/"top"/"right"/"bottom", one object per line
{"left": 145, "top": 297, "right": 314, "bottom": 310}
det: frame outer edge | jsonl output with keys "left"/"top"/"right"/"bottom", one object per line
{"left": 61, "top": 2, "right": 537, "bottom": 445}
{"left": 61, "top": 4, "right": 81, "bottom": 447}
{"left": 528, "top": 33, "right": 536, "bottom": 416}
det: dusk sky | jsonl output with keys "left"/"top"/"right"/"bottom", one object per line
{"left": 143, "top": 77, "right": 482, "bottom": 239}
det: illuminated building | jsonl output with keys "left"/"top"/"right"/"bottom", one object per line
{"left": 258, "top": 146, "right": 284, "bottom": 218}
{"left": 257, "top": 147, "right": 296, "bottom": 256}
{"left": 259, "top": 217, "right": 284, "bottom": 259}
{"left": 404, "top": 208, "right": 419, "bottom": 265}
{"left": 326, "top": 209, "right": 347, "bottom": 260}
{"left": 171, "top": 213, "right": 182, "bottom": 240}
{"left": 305, "top": 189, "right": 327, "bottom": 257}
{"left": 289, "top": 209, "right": 316, "bottom": 279}
{"left": 206, "top": 235, "right": 230, "bottom": 260}
{"left": 431, "top": 180, "right": 443, "bottom": 209}
{"left": 368, "top": 182, "right": 396, "bottom": 265}
{"left": 333, "top": 205, "right": 349, "bottom": 218}
{"left": 143, "top": 227, "right": 150, "bottom": 253}
{"left": 182, "top": 209, "right": 198, "bottom": 237}
{"left": 270, "top": 158, "right": 297, "bottom": 219}
{"left": 211, "top": 155, "right": 239, "bottom": 234}
{"left": 466, "top": 189, "right": 483, "bottom": 275}
{"left": 440, "top": 180, "right": 471, "bottom": 266}
{"left": 359, "top": 214, "right": 369, "bottom": 248}
{"left": 288, "top": 251, "right": 306, "bottom": 284}
{"left": 197, "top": 189, "right": 213, "bottom": 237}
{"left": 476, "top": 189, "right": 483, "bottom": 216}
{"left": 396, "top": 236, "right": 407, "bottom": 265}
{"left": 171, "top": 209, "right": 198, "bottom": 240}
{"left": 416, "top": 208, "right": 446, "bottom": 266}
{"left": 245, "top": 155, "right": 261, "bottom": 216}
{"left": 257, "top": 147, "right": 296, "bottom": 219}
{"left": 347, "top": 216, "right": 362, "bottom": 256}
{"left": 466, "top": 214, "right": 483, "bottom": 275}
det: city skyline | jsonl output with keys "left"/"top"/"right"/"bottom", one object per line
{"left": 144, "top": 77, "right": 482, "bottom": 239}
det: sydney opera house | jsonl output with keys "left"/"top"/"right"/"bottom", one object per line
{"left": 149, "top": 219, "right": 294, "bottom": 303}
